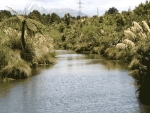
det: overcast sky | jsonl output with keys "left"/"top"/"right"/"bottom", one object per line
{"left": 0, "top": 0, "right": 147, "bottom": 16}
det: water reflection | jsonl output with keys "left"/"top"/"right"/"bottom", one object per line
{"left": 143, "top": 105, "right": 150, "bottom": 113}
{"left": 57, "top": 51, "right": 128, "bottom": 71}
{"left": 0, "top": 82, "right": 12, "bottom": 98}
{"left": 0, "top": 50, "right": 147, "bottom": 113}
{"left": 138, "top": 71, "right": 150, "bottom": 113}
{"left": 87, "top": 54, "right": 128, "bottom": 70}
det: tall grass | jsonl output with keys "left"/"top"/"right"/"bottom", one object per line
{"left": 0, "top": 47, "right": 8, "bottom": 69}
{"left": 0, "top": 25, "right": 55, "bottom": 79}
{"left": 1, "top": 59, "right": 31, "bottom": 79}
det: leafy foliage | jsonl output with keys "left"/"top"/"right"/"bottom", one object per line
{"left": 51, "top": 13, "right": 61, "bottom": 24}
{"left": 134, "top": 0, "right": 150, "bottom": 16}
{"left": 0, "top": 7, "right": 55, "bottom": 79}
{"left": 0, "top": 10, "right": 12, "bottom": 22}
{"left": 105, "top": 7, "right": 119, "bottom": 14}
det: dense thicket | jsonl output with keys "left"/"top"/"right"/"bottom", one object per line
{"left": 0, "top": 9, "right": 55, "bottom": 79}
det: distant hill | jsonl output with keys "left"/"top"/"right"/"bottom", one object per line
{"left": 16, "top": 7, "right": 88, "bottom": 17}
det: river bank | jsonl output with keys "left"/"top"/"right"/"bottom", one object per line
{"left": 0, "top": 28, "right": 55, "bottom": 79}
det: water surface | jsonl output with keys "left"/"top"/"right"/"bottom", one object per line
{"left": 0, "top": 50, "right": 146, "bottom": 113}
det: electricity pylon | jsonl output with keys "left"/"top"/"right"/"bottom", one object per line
{"left": 77, "top": 0, "right": 83, "bottom": 16}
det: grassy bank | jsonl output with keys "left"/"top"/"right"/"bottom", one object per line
{"left": 0, "top": 27, "right": 55, "bottom": 79}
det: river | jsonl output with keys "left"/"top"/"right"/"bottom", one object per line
{"left": 0, "top": 50, "right": 148, "bottom": 113}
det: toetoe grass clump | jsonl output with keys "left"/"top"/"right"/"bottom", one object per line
{"left": 1, "top": 59, "right": 31, "bottom": 79}
{"left": 36, "top": 53, "right": 56, "bottom": 65}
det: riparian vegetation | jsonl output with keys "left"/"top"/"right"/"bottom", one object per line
{"left": 0, "top": 0, "right": 150, "bottom": 104}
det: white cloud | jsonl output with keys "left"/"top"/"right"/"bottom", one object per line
{"left": 74, "top": 0, "right": 146, "bottom": 15}
{"left": 0, "top": 0, "right": 29, "bottom": 10}
{"left": 102, "top": 0, "right": 145, "bottom": 11}
{"left": 0, "top": 0, "right": 147, "bottom": 16}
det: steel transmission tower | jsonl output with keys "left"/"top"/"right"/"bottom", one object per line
{"left": 77, "top": 0, "right": 83, "bottom": 16}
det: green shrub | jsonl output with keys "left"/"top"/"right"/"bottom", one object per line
{"left": 8, "top": 37, "right": 22, "bottom": 50}
{"left": 58, "top": 24, "right": 66, "bottom": 33}
{"left": 1, "top": 59, "right": 31, "bottom": 79}
{"left": 99, "top": 45, "right": 107, "bottom": 54}
{"left": 36, "top": 53, "right": 55, "bottom": 65}
{"left": 128, "top": 58, "right": 140, "bottom": 70}
{"left": 20, "top": 43, "right": 35, "bottom": 62}
{"left": 104, "top": 47, "right": 116, "bottom": 59}
{"left": 115, "top": 50, "right": 126, "bottom": 60}
{"left": 0, "top": 48, "right": 8, "bottom": 68}
{"left": 92, "top": 47, "right": 100, "bottom": 54}
{"left": 129, "top": 69, "right": 140, "bottom": 79}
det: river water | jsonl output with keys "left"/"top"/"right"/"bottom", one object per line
{"left": 0, "top": 50, "right": 147, "bottom": 113}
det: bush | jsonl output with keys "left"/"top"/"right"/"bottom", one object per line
{"left": 104, "top": 47, "right": 117, "bottom": 60}
{"left": 129, "top": 69, "right": 140, "bottom": 79}
{"left": 36, "top": 53, "right": 55, "bottom": 65}
{"left": 92, "top": 47, "right": 100, "bottom": 54}
{"left": 8, "top": 37, "right": 22, "bottom": 50}
{"left": 20, "top": 43, "right": 35, "bottom": 62}
{"left": 106, "top": 7, "right": 119, "bottom": 14}
{"left": 1, "top": 59, "right": 31, "bottom": 79}
{"left": 0, "top": 47, "right": 8, "bottom": 69}
{"left": 128, "top": 58, "right": 140, "bottom": 70}
{"left": 115, "top": 50, "right": 126, "bottom": 60}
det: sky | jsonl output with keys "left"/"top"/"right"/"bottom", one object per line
{"left": 0, "top": 0, "right": 147, "bottom": 16}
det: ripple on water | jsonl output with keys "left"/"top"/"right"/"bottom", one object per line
{"left": 0, "top": 50, "right": 147, "bottom": 113}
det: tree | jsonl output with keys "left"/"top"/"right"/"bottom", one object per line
{"left": 77, "top": 15, "right": 81, "bottom": 20}
{"left": 115, "top": 14, "right": 126, "bottom": 26}
{"left": 134, "top": 1, "right": 150, "bottom": 18}
{"left": 46, "top": 14, "right": 51, "bottom": 25}
{"left": 0, "top": 10, "right": 12, "bottom": 22}
{"left": 64, "top": 13, "right": 71, "bottom": 26}
{"left": 105, "top": 7, "right": 119, "bottom": 14}
{"left": 51, "top": 13, "right": 61, "bottom": 24}
{"left": 41, "top": 13, "right": 47, "bottom": 25}
{"left": 28, "top": 10, "right": 42, "bottom": 22}
{"left": 0, "top": 7, "right": 45, "bottom": 51}
{"left": 99, "top": 16, "right": 104, "bottom": 23}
